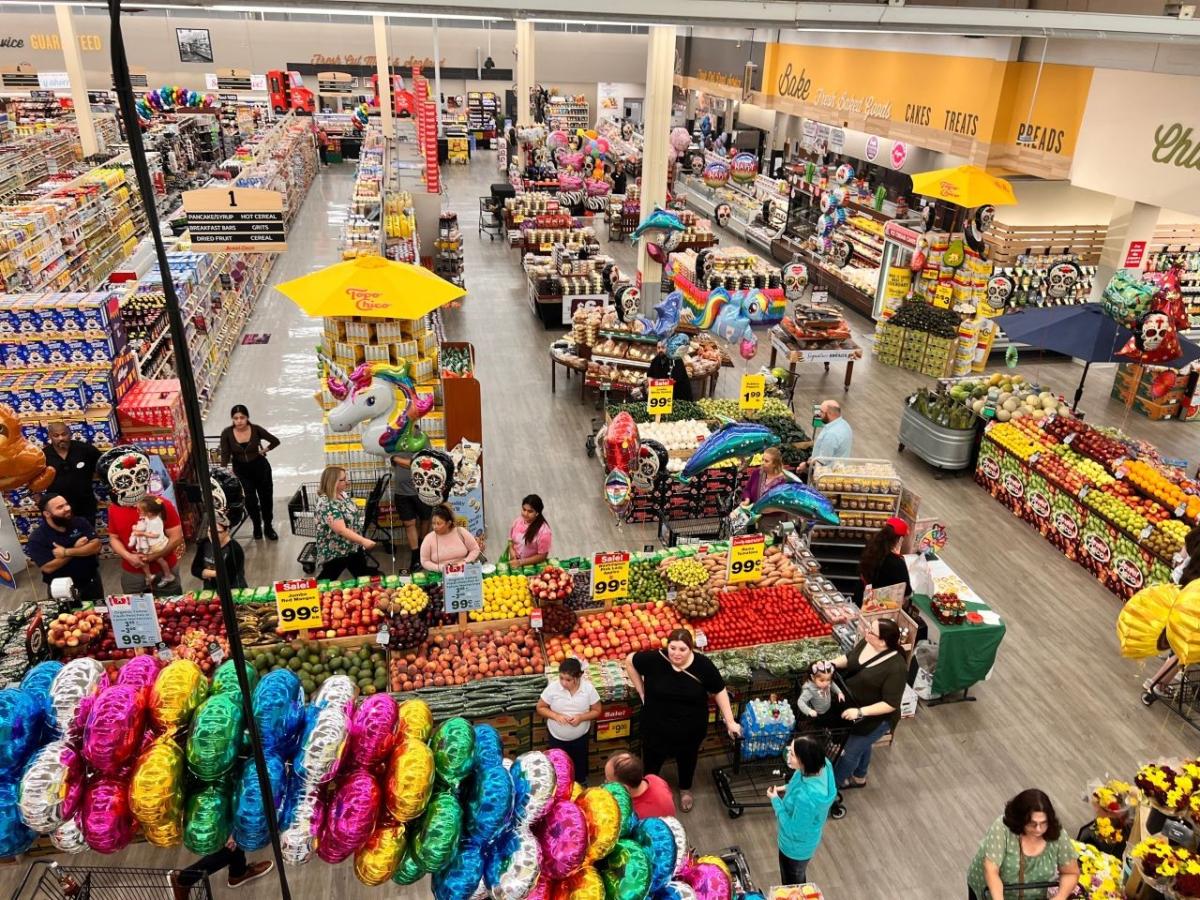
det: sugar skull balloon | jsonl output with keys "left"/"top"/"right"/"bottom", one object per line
{"left": 208, "top": 467, "right": 245, "bottom": 529}
{"left": 781, "top": 262, "right": 809, "bottom": 303}
{"left": 410, "top": 449, "right": 456, "bottom": 508}
{"left": 96, "top": 446, "right": 152, "bottom": 507}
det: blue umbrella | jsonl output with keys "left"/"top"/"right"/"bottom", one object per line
{"left": 994, "top": 304, "right": 1200, "bottom": 410}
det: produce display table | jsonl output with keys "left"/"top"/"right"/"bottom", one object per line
{"left": 907, "top": 558, "right": 1006, "bottom": 700}
{"left": 768, "top": 327, "right": 862, "bottom": 392}
{"left": 550, "top": 344, "right": 587, "bottom": 398}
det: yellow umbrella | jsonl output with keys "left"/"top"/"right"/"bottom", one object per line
{"left": 909, "top": 165, "right": 1017, "bottom": 208}
{"left": 1117, "top": 583, "right": 1179, "bottom": 659}
{"left": 276, "top": 256, "right": 466, "bottom": 320}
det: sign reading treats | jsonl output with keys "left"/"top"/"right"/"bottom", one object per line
{"left": 182, "top": 187, "right": 286, "bottom": 253}
{"left": 1071, "top": 68, "right": 1200, "bottom": 218}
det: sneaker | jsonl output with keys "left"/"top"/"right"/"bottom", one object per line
{"left": 830, "top": 802, "right": 847, "bottom": 820}
{"left": 228, "top": 860, "right": 274, "bottom": 889}
{"left": 157, "top": 573, "right": 175, "bottom": 586}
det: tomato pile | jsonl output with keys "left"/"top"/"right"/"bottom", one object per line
{"left": 699, "top": 585, "right": 831, "bottom": 650}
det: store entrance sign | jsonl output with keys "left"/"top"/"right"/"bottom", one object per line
{"left": 182, "top": 188, "right": 287, "bottom": 253}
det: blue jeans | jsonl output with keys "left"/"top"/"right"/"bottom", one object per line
{"left": 834, "top": 720, "right": 890, "bottom": 786}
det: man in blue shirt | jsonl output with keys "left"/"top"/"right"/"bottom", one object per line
{"left": 25, "top": 493, "right": 104, "bottom": 601}
{"left": 797, "top": 400, "right": 853, "bottom": 477}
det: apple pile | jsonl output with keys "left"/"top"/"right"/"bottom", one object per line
{"left": 700, "top": 585, "right": 831, "bottom": 650}
{"left": 388, "top": 612, "right": 429, "bottom": 650}
{"left": 48, "top": 610, "right": 105, "bottom": 651}
{"left": 159, "top": 596, "right": 227, "bottom": 646}
{"left": 173, "top": 628, "right": 230, "bottom": 676}
{"left": 389, "top": 625, "right": 545, "bottom": 691}
{"left": 544, "top": 602, "right": 684, "bottom": 664}
{"left": 528, "top": 566, "right": 573, "bottom": 603}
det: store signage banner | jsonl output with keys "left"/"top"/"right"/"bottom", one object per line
{"left": 36, "top": 71, "right": 69, "bottom": 90}
{"left": 1071, "top": 68, "right": 1200, "bottom": 218}
{"left": 676, "top": 36, "right": 765, "bottom": 92}
{"left": 182, "top": 187, "right": 287, "bottom": 253}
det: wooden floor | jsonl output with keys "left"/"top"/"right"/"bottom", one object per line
{"left": 2, "top": 156, "right": 1197, "bottom": 900}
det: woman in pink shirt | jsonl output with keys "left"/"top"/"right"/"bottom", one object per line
{"left": 507, "top": 494, "right": 552, "bottom": 566}
{"left": 419, "top": 506, "right": 481, "bottom": 572}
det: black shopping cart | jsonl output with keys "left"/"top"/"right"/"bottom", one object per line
{"left": 656, "top": 487, "right": 739, "bottom": 548}
{"left": 287, "top": 476, "right": 389, "bottom": 575}
{"left": 713, "top": 846, "right": 757, "bottom": 897}
{"left": 12, "top": 860, "right": 212, "bottom": 900}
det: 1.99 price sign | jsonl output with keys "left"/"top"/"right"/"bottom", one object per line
{"left": 727, "top": 534, "right": 765, "bottom": 584}
{"left": 739, "top": 373, "right": 765, "bottom": 413}
{"left": 592, "top": 551, "right": 631, "bottom": 602}
{"left": 274, "top": 578, "right": 322, "bottom": 633}
{"left": 647, "top": 379, "right": 673, "bottom": 417}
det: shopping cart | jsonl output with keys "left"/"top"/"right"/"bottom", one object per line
{"left": 712, "top": 846, "right": 758, "bottom": 897}
{"left": 656, "top": 487, "right": 739, "bottom": 548}
{"left": 11, "top": 860, "right": 212, "bottom": 899}
{"left": 287, "top": 477, "right": 389, "bottom": 575}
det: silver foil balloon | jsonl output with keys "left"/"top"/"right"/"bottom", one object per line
{"left": 662, "top": 817, "right": 688, "bottom": 875}
{"left": 280, "top": 782, "right": 324, "bottom": 866}
{"left": 314, "top": 674, "right": 357, "bottom": 709}
{"left": 658, "top": 881, "right": 699, "bottom": 900}
{"left": 511, "top": 752, "right": 555, "bottom": 825}
{"left": 491, "top": 827, "right": 541, "bottom": 900}
{"left": 19, "top": 740, "right": 82, "bottom": 832}
{"left": 49, "top": 658, "right": 107, "bottom": 739}
{"left": 294, "top": 703, "right": 350, "bottom": 786}
{"left": 50, "top": 817, "right": 89, "bottom": 854}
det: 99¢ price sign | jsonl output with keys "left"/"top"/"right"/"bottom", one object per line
{"left": 274, "top": 578, "right": 322, "bottom": 632}
{"left": 739, "top": 373, "right": 765, "bottom": 412}
{"left": 647, "top": 379, "right": 673, "bottom": 417}
{"left": 592, "top": 551, "right": 630, "bottom": 602}
{"left": 727, "top": 534, "right": 765, "bottom": 584}
{"left": 106, "top": 593, "right": 162, "bottom": 648}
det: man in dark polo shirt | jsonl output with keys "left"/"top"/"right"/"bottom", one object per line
{"left": 25, "top": 493, "right": 104, "bottom": 601}
{"left": 43, "top": 422, "right": 102, "bottom": 526}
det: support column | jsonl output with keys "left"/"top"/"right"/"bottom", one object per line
{"left": 516, "top": 20, "right": 535, "bottom": 126}
{"left": 55, "top": 4, "right": 99, "bottom": 157}
{"left": 1092, "top": 199, "right": 1161, "bottom": 299}
{"left": 372, "top": 16, "right": 393, "bottom": 139}
{"left": 636, "top": 24, "right": 675, "bottom": 309}
{"left": 432, "top": 19, "right": 442, "bottom": 135}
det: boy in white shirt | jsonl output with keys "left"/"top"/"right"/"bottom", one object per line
{"left": 537, "top": 657, "right": 602, "bottom": 786}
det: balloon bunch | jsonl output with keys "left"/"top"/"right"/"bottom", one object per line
{"left": 702, "top": 161, "right": 729, "bottom": 190}
{"left": 666, "top": 127, "right": 691, "bottom": 165}
{"left": 352, "top": 103, "right": 371, "bottom": 131}
{"left": 600, "top": 411, "right": 667, "bottom": 518}
{"left": 135, "top": 86, "right": 218, "bottom": 125}
{"left": 1116, "top": 263, "right": 1188, "bottom": 364}
{"left": 814, "top": 166, "right": 854, "bottom": 264}
{"left": 1119, "top": 581, "right": 1200, "bottom": 664}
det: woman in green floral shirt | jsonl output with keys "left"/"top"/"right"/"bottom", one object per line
{"left": 313, "top": 466, "right": 377, "bottom": 579}
{"left": 968, "top": 789, "right": 1079, "bottom": 900}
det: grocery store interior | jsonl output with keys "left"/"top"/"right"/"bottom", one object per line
{"left": 0, "top": 2, "right": 1199, "bottom": 899}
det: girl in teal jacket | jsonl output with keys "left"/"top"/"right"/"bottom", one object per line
{"left": 767, "top": 736, "right": 838, "bottom": 885}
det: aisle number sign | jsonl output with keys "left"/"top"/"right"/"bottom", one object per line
{"left": 106, "top": 593, "right": 162, "bottom": 648}
{"left": 182, "top": 187, "right": 287, "bottom": 254}
{"left": 443, "top": 562, "right": 484, "bottom": 614}
{"left": 592, "top": 551, "right": 630, "bottom": 602}
{"left": 275, "top": 578, "right": 322, "bottom": 632}
{"left": 647, "top": 379, "right": 674, "bottom": 417}
{"left": 739, "top": 373, "right": 766, "bottom": 412}
{"left": 727, "top": 534, "right": 766, "bottom": 584}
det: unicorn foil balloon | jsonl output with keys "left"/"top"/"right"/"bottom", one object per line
{"left": 324, "top": 359, "right": 434, "bottom": 456}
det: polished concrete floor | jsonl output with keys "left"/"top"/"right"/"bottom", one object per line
{"left": 2, "top": 156, "right": 1198, "bottom": 899}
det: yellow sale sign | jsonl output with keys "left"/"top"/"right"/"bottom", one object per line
{"left": 274, "top": 578, "right": 322, "bottom": 632}
{"left": 647, "top": 379, "right": 674, "bottom": 417}
{"left": 592, "top": 551, "right": 631, "bottom": 602}
{"left": 739, "top": 373, "right": 766, "bottom": 412}
{"left": 727, "top": 534, "right": 766, "bottom": 583}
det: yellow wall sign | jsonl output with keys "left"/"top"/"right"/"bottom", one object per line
{"left": 739, "top": 373, "right": 766, "bottom": 412}
{"left": 727, "top": 534, "right": 765, "bottom": 584}
{"left": 884, "top": 267, "right": 911, "bottom": 304}
{"left": 647, "top": 379, "right": 674, "bottom": 417}
{"left": 592, "top": 551, "right": 631, "bottom": 602}
{"left": 275, "top": 578, "right": 322, "bottom": 632}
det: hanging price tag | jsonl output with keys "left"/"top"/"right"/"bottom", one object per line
{"left": 105, "top": 593, "right": 162, "bottom": 649}
{"left": 530, "top": 608, "right": 543, "bottom": 630}
{"left": 647, "top": 379, "right": 674, "bottom": 417}
{"left": 443, "top": 562, "right": 484, "bottom": 614}
{"left": 592, "top": 551, "right": 630, "bottom": 602}
{"left": 739, "top": 373, "right": 765, "bottom": 413}
{"left": 274, "top": 578, "right": 322, "bottom": 633}
{"left": 727, "top": 534, "right": 766, "bottom": 584}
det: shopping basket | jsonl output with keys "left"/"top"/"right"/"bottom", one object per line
{"left": 11, "top": 859, "right": 213, "bottom": 900}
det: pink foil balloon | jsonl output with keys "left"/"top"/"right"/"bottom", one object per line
{"left": 536, "top": 799, "right": 588, "bottom": 880}
{"left": 681, "top": 862, "right": 731, "bottom": 900}
{"left": 116, "top": 655, "right": 162, "bottom": 693}
{"left": 527, "top": 877, "right": 550, "bottom": 900}
{"left": 80, "top": 777, "right": 136, "bottom": 854}
{"left": 318, "top": 769, "right": 383, "bottom": 863}
{"left": 544, "top": 749, "right": 575, "bottom": 802}
{"left": 348, "top": 694, "right": 400, "bottom": 770}
{"left": 83, "top": 686, "right": 147, "bottom": 775}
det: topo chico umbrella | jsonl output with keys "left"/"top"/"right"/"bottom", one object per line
{"left": 993, "top": 303, "right": 1200, "bottom": 411}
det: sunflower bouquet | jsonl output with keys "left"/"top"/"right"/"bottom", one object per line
{"left": 1093, "top": 816, "right": 1126, "bottom": 845}
{"left": 1174, "top": 854, "right": 1200, "bottom": 899}
{"left": 1069, "top": 841, "right": 1124, "bottom": 899}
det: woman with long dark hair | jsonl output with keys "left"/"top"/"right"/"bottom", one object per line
{"left": 853, "top": 517, "right": 911, "bottom": 607}
{"left": 967, "top": 789, "right": 1079, "bottom": 899}
{"left": 218, "top": 405, "right": 280, "bottom": 541}
{"left": 506, "top": 494, "right": 551, "bottom": 566}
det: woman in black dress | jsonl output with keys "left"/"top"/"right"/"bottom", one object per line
{"left": 624, "top": 629, "right": 741, "bottom": 812}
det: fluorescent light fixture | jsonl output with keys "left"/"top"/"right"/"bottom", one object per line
{"left": 211, "top": 3, "right": 501, "bottom": 17}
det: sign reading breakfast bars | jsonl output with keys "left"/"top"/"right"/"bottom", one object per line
{"left": 182, "top": 187, "right": 287, "bottom": 253}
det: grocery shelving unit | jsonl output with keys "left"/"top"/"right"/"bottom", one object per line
{"left": 807, "top": 459, "right": 903, "bottom": 597}
{"left": 546, "top": 96, "right": 589, "bottom": 132}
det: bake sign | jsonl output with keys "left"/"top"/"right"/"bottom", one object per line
{"left": 775, "top": 63, "right": 892, "bottom": 119}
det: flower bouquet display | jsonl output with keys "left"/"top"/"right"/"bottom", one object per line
{"left": 1172, "top": 854, "right": 1200, "bottom": 900}
{"left": 1068, "top": 841, "right": 1124, "bottom": 899}
{"left": 1130, "top": 835, "right": 1182, "bottom": 892}
{"left": 1089, "top": 778, "right": 1135, "bottom": 823}
{"left": 1135, "top": 762, "right": 1196, "bottom": 816}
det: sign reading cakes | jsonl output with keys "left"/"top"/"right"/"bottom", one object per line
{"left": 182, "top": 187, "right": 286, "bottom": 253}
